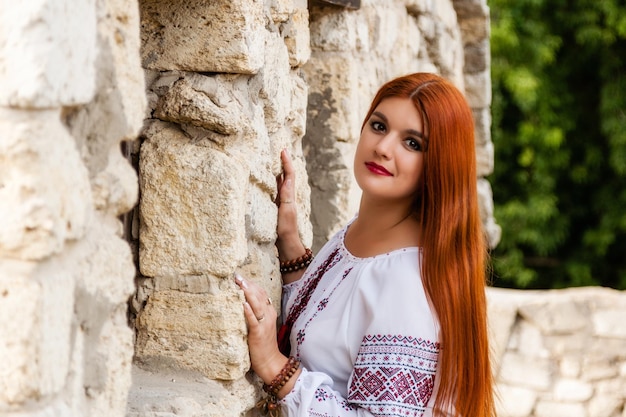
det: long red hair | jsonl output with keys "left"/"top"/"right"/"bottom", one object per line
{"left": 361, "top": 73, "right": 495, "bottom": 417}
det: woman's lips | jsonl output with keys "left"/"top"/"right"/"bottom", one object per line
{"left": 365, "top": 162, "right": 392, "bottom": 176}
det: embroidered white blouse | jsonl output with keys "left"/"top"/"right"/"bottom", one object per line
{"left": 280, "top": 221, "right": 443, "bottom": 417}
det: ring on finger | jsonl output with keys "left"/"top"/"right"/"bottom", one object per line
{"left": 266, "top": 298, "right": 272, "bottom": 305}
{"left": 257, "top": 314, "right": 265, "bottom": 322}
{"left": 281, "top": 200, "right": 293, "bottom": 204}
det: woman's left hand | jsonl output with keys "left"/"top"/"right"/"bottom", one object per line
{"left": 235, "top": 273, "right": 285, "bottom": 382}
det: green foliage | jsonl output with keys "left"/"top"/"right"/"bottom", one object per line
{"left": 489, "top": 0, "right": 626, "bottom": 289}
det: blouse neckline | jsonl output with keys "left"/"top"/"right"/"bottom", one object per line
{"left": 339, "top": 220, "right": 421, "bottom": 262}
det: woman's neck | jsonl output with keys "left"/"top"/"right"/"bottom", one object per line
{"left": 345, "top": 196, "right": 420, "bottom": 257}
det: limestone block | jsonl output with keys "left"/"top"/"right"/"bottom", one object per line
{"left": 140, "top": 0, "right": 265, "bottom": 73}
{"left": 284, "top": 8, "right": 311, "bottom": 67}
{"left": 553, "top": 378, "right": 593, "bottom": 402}
{"left": 464, "top": 39, "right": 490, "bottom": 73}
{"left": 89, "top": 313, "right": 135, "bottom": 417}
{"left": 452, "top": 0, "right": 490, "bottom": 19}
{"left": 588, "top": 334, "right": 626, "bottom": 361}
{"left": 309, "top": 8, "right": 357, "bottom": 52}
{"left": 477, "top": 179, "right": 501, "bottom": 248}
{"left": 135, "top": 289, "right": 249, "bottom": 380}
{"left": 534, "top": 401, "right": 586, "bottom": 417}
{"left": 0, "top": 109, "right": 92, "bottom": 261}
{"left": 498, "top": 352, "right": 552, "bottom": 390}
{"left": 419, "top": 8, "right": 464, "bottom": 86}
{"left": 139, "top": 124, "right": 248, "bottom": 277}
{"left": 127, "top": 367, "right": 257, "bottom": 417}
{"left": 247, "top": 184, "right": 279, "bottom": 244}
{"left": 473, "top": 109, "right": 495, "bottom": 180}
{"left": 259, "top": 33, "right": 293, "bottom": 134}
{"left": 494, "top": 384, "right": 536, "bottom": 417}
{"left": 560, "top": 356, "right": 581, "bottom": 378}
{"left": 288, "top": 74, "right": 309, "bottom": 139}
{"left": 154, "top": 275, "right": 212, "bottom": 294}
{"left": 588, "top": 395, "right": 623, "bottom": 417}
{"left": 458, "top": 15, "right": 490, "bottom": 45}
{"left": 0, "top": 0, "right": 97, "bottom": 107}
{"left": 544, "top": 332, "right": 590, "bottom": 356}
{"left": 510, "top": 320, "right": 550, "bottom": 359}
{"left": 154, "top": 74, "right": 249, "bottom": 136}
{"left": 485, "top": 288, "right": 517, "bottom": 371}
{"left": 519, "top": 298, "right": 589, "bottom": 335}
{"left": 592, "top": 309, "right": 626, "bottom": 338}
{"left": 96, "top": 0, "right": 147, "bottom": 136}
{"left": 237, "top": 244, "right": 284, "bottom": 309}
{"left": 91, "top": 148, "right": 139, "bottom": 217}
{"left": 595, "top": 376, "right": 626, "bottom": 398}
{"left": 270, "top": 0, "right": 294, "bottom": 23}
{"left": 303, "top": 54, "right": 360, "bottom": 142}
{"left": 406, "top": 0, "right": 436, "bottom": 15}
{"left": 463, "top": 71, "right": 491, "bottom": 108}
{"left": 581, "top": 357, "right": 620, "bottom": 381}
{"left": 0, "top": 259, "right": 74, "bottom": 408}
{"left": 472, "top": 107, "right": 492, "bottom": 148}
{"left": 433, "top": 0, "right": 462, "bottom": 35}
{"left": 75, "top": 219, "right": 136, "bottom": 307}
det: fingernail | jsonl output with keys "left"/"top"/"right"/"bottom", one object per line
{"left": 234, "top": 273, "right": 248, "bottom": 289}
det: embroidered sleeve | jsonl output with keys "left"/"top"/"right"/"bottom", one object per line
{"left": 280, "top": 335, "right": 439, "bottom": 417}
{"left": 347, "top": 334, "right": 439, "bottom": 417}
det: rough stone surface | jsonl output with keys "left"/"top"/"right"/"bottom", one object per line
{"left": 139, "top": 0, "right": 265, "bottom": 73}
{"left": 139, "top": 123, "right": 248, "bottom": 278}
{"left": 8, "top": 1, "right": 624, "bottom": 417}
{"left": 0, "top": 0, "right": 97, "bottom": 107}
{"left": 489, "top": 287, "right": 626, "bottom": 417}
{"left": 0, "top": 110, "right": 92, "bottom": 260}
{"left": 0, "top": 0, "right": 144, "bottom": 416}
{"left": 135, "top": 288, "right": 249, "bottom": 380}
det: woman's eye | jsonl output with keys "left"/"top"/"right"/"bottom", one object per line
{"left": 404, "top": 138, "right": 422, "bottom": 151}
{"left": 370, "top": 121, "right": 386, "bottom": 132}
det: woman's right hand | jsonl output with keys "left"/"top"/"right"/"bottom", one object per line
{"left": 275, "top": 149, "right": 305, "bottom": 262}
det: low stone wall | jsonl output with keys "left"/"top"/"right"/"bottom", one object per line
{"left": 125, "top": 287, "right": 626, "bottom": 416}
{"left": 489, "top": 287, "right": 626, "bottom": 417}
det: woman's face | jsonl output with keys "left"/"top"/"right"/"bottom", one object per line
{"left": 354, "top": 97, "right": 426, "bottom": 204}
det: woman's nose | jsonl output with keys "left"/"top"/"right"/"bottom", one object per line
{"left": 374, "top": 134, "right": 394, "bottom": 159}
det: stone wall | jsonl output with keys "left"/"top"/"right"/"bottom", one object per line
{"left": 0, "top": 0, "right": 145, "bottom": 416}
{"left": 129, "top": 0, "right": 499, "bottom": 415}
{"left": 3, "top": 1, "right": 624, "bottom": 417}
{"left": 489, "top": 287, "right": 626, "bottom": 417}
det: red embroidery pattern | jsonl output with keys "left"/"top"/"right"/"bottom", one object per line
{"left": 348, "top": 335, "right": 439, "bottom": 417}
{"left": 278, "top": 248, "right": 343, "bottom": 356}
{"left": 295, "top": 266, "right": 353, "bottom": 356}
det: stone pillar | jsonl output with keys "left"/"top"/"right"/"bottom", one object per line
{"left": 0, "top": 0, "right": 145, "bottom": 416}
{"left": 130, "top": 0, "right": 312, "bottom": 415}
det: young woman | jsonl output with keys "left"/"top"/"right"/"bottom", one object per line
{"left": 236, "top": 72, "right": 495, "bottom": 417}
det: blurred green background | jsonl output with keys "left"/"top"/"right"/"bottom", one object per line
{"left": 488, "top": 0, "right": 626, "bottom": 289}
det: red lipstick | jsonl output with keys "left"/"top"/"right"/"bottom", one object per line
{"left": 365, "top": 162, "right": 392, "bottom": 176}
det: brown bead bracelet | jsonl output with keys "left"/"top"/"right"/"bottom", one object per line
{"left": 279, "top": 248, "right": 313, "bottom": 274}
{"left": 256, "top": 356, "right": 301, "bottom": 416}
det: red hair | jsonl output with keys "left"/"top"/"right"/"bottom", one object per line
{"left": 362, "top": 73, "right": 495, "bottom": 417}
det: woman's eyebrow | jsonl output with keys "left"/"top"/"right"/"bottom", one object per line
{"left": 372, "top": 111, "right": 425, "bottom": 139}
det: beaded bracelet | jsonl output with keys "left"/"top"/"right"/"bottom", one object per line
{"left": 279, "top": 248, "right": 313, "bottom": 274}
{"left": 256, "top": 356, "right": 301, "bottom": 417}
